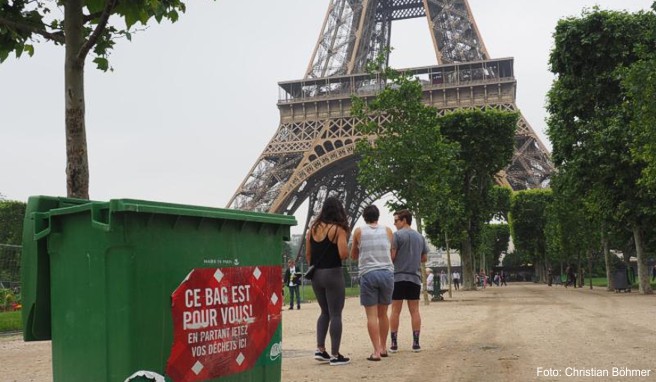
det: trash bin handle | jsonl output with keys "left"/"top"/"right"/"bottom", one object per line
{"left": 32, "top": 205, "right": 111, "bottom": 240}
{"left": 32, "top": 212, "right": 51, "bottom": 240}
{"left": 91, "top": 203, "right": 111, "bottom": 232}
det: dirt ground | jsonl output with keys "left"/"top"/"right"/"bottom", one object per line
{"left": 2, "top": 283, "right": 655, "bottom": 382}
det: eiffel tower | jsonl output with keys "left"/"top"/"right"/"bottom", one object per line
{"left": 228, "top": 0, "right": 553, "bottom": 237}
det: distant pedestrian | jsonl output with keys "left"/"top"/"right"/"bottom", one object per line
{"left": 452, "top": 271, "right": 460, "bottom": 290}
{"left": 439, "top": 270, "right": 448, "bottom": 289}
{"left": 284, "top": 259, "right": 301, "bottom": 310}
{"left": 500, "top": 271, "right": 507, "bottom": 286}
{"left": 652, "top": 265, "right": 656, "bottom": 282}
{"left": 565, "top": 266, "right": 576, "bottom": 288}
{"left": 426, "top": 269, "right": 434, "bottom": 295}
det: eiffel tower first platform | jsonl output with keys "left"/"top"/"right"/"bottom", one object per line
{"left": 228, "top": 0, "right": 554, "bottom": 235}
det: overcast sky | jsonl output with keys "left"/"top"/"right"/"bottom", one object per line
{"left": 1, "top": 0, "right": 653, "bottom": 232}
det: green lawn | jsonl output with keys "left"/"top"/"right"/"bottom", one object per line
{"left": 283, "top": 285, "right": 360, "bottom": 305}
{"left": 586, "top": 277, "right": 656, "bottom": 289}
{"left": 0, "top": 310, "right": 21, "bottom": 333}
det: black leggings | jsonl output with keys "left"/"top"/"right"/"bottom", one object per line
{"left": 312, "top": 267, "right": 345, "bottom": 356}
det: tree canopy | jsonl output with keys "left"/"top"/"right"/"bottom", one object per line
{"left": 352, "top": 64, "right": 459, "bottom": 229}
{"left": 547, "top": 6, "right": 656, "bottom": 293}
{"left": 1, "top": 0, "right": 186, "bottom": 69}
{"left": 510, "top": 189, "right": 552, "bottom": 282}
{"left": 0, "top": 200, "right": 25, "bottom": 245}
{"left": 353, "top": 59, "right": 518, "bottom": 290}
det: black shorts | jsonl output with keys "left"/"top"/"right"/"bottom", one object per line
{"left": 392, "top": 281, "right": 421, "bottom": 300}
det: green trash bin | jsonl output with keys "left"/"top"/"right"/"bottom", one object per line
{"left": 21, "top": 197, "right": 296, "bottom": 382}
{"left": 21, "top": 195, "right": 94, "bottom": 341}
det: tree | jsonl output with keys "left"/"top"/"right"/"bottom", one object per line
{"left": 477, "top": 223, "right": 510, "bottom": 271}
{"left": 509, "top": 189, "right": 552, "bottom": 283}
{"left": 501, "top": 250, "right": 529, "bottom": 269}
{"left": 429, "top": 185, "right": 511, "bottom": 276}
{"left": 352, "top": 61, "right": 460, "bottom": 302}
{"left": 437, "top": 110, "right": 517, "bottom": 290}
{"left": 547, "top": 7, "right": 656, "bottom": 293}
{"left": 0, "top": 200, "right": 26, "bottom": 282}
{"left": 352, "top": 64, "right": 459, "bottom": 230}
{"left": 546, "top": 171, "right": 601, "bottom": 287}
{"left": 1, "top": 0, "right": 188, "bottom": 198}
{"left": 624, "top": 48, "right": 656, "bottom": 188}
{"left": 476, "top": 186, "right": 512, "bottom": 271}
{"left": 0, "top": 200, "right": 25, "bottom": 245}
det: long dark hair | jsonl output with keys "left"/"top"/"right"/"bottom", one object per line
{"left": 311, "top": 196, "right": 350, "bottom": 234}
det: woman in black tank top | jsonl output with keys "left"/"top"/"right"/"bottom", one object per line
{"left": 304, "top": 197, "right": 351, "bottom": 365}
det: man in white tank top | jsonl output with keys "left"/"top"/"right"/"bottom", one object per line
{"left": 350, "top": 205, "right": 394, "bottom": 361}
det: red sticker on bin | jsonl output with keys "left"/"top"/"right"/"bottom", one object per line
{"left": 166, "top": 266, "right": 282, "bottom": 381}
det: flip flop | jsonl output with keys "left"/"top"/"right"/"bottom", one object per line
{"left": 367, "top": 355, "right": 381, "bottom": 361}
{"left": 380, "top": 352, "right": 389, "bottom": 358}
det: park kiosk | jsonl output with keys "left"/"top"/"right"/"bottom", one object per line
{"left": 21, "top": 196, "right": 296, "bottom": 382}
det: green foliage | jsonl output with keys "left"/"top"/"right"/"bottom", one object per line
{"left": 0, "top": 200, "right": 24, "bottom": 283}
{"left": 0, "top": 200, "right": 26, "bottom": 245}
{"left": 488, "top": 186, "right": 512, "bottom": 223}
{"left": 547, "top": 8, "right": 656, "bottom": 224}
{"left": 510, "top": 189, "right": 553, "bottom": 263}
{"left": 0, "top": 0, "right": 188, "bottom": 70}
{"left": 501, "top": 251, "right": 529, "bottom": 268}
{"left": 437, "top": 109, "right": 517, "bottom": 280}
{"left": 624, "top": 52, "right": 656, "bottom": 190}
{"left": 352, "top": 61, "right": 460, "bottom": 227}
{"left": 427, "top": 185, "right": 510, "bottom": 254}
{"left": 477, "top": 223, "right": 510, "bottom": 268}
{"left": 547, "top": 7, "right": 656, "bottom": 293}
{"left": 546, "top": 172, "right": 600, "bottom": 265}
{"left": 352, "top": 53, "right": 517, "bottom": 288}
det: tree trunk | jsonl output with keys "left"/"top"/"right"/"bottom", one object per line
{"left": 64, "top": 0, "right": 90, "bottom": 199}
{"left": 533, "top": 260, "right": 540, "bottom": 283}
{"left": 543, "top": 251, "right": 549, "bottom": 284}
{"left": 577, "top": 253, "right": 583, "bottom": 288}
{"left": 445, "top": 232, "right": 452, "bottom": 298}
{"left": 632, "top": 225, "right": 653, "bottom": 294}
{"left": 461, "top": 232, "right": 476, "bottom": 290}
{"left": 416, "top": 217, "right": 430, "bottom": 305}
{"left": 602, "top": 230, "right": 614, "bottom": 291}
{"left": 587, "top": 249, "right": 593, "bottom": 290}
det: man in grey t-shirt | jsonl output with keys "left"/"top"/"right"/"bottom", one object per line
{"left": 389, "top": 209, "right": 428, "bottom": 353}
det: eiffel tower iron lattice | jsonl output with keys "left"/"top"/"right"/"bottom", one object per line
{"left": 228, "top": 0, "right": 554, "bottom": 239}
